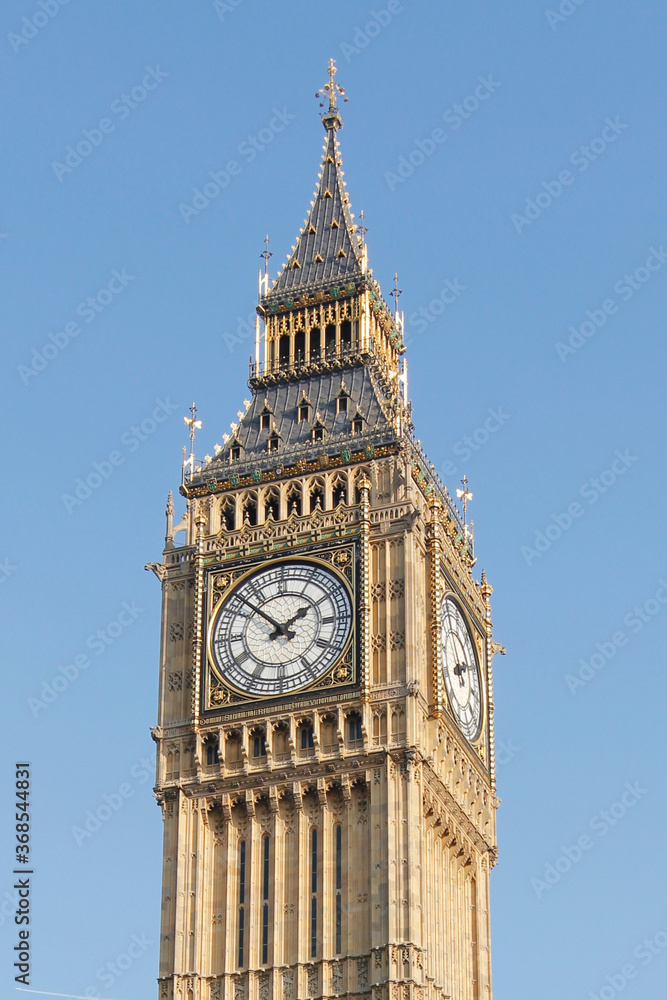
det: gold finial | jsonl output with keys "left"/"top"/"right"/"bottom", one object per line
{"left": 316, "top": 58, "right": 348, "bottom": 116}
{"left": 456, "top": 475, "right": 473, "bottom": 530}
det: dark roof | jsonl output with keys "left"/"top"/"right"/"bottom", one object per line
{"left": 262, "top": 127, "right": 364, "bottom": 303}
{"left": 209, "top": 366, "right": 395, "bottom": 472}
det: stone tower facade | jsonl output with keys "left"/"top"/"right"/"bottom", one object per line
{"left": 149, "top": 62, "right": 500, "bottom": 1000}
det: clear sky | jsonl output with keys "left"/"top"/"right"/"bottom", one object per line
{"left": 2, "top": 1, "right": 667, "bottom": 998}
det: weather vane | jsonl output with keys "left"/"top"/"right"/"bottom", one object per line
{"left": 183, "top": 402, "right": 202, "bottom": 476}
{"left": 316, "top": 58, "right": 348, "bottom": 111}
{"left": 391, "top": 273, "right": 403, "bottom": 316}
{"left": 260, "top": 234, "right": 272, "bottom": 275}
{"left": 456, "top": 475, "right": 473, "bottom": 531}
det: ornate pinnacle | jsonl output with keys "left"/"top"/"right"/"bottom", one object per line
{"left": 183, "top": 403, "right": 202, "bottom": 477}
{"left": 356, "top": 208, "right": 368, "bottom": 247}
{"left": 260, "top": 234, "right": 272, "bottom": 275}
{"left": 391, "top": 272, "right": 403, "bottom": 316}
{"left": 165, "top": 490, "right": 174, "bottom": 547}
{"left": 480, "top": 569, "right": 493, "bottom": 600}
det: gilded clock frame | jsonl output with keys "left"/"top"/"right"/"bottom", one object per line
{"left": 202, "top": 544, "right": 357, "bottom": 710}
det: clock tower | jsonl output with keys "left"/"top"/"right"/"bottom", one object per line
{"left": 149, "top": 60, "right": 501, "bottom": 1000}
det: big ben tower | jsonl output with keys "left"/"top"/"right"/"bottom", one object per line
{"left": 149, "top": 60, "right": 500, "bottom": 1000}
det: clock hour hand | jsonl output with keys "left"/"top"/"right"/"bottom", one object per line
{"left": 269, "top": 606, "right": 308, "bottom": 640}
{"left": 284, "top": 606, "right": 309, "bottom": 628}
{"left": 235, "top": 593, "right": 293, "bottom": 639}
{"left": 453, "top": 662, "right": 467, "bottom": 686}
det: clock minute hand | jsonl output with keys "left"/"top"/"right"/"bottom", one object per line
{"left": 236, "top": 593, "right": 292, "bottom": 638}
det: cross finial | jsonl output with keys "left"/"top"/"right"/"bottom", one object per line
{"left": 316, "top": 58, "right": 348, "bottom": 124}
{"left": 391, "top": 272, "right": 403, "bottom": 315}
{"left": 456, "top": 475, "right": 473, "bottom": 529}
{"left": 260, "top": 234, "right": 272, "bottom": 275}
{"left": 183, "top": 402, "right": 202, "bottom": 475}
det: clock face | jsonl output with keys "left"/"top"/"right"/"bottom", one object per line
{"left": 210, "top": 559, "right": 353, "bottom": 697}
{"left": 440, "top": 596, "right": 483, "bottom": 742}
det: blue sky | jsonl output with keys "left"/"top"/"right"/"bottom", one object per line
{"left": 2, "top": 1, "right": 667, "bottom": 998}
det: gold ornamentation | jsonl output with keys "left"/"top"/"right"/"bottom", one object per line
{"left": 332, "top": 662, "right": 353, "bottom": 683}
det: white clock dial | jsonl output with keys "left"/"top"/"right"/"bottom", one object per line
{"left": 210, "top": 559, "right": 352, "bottom": 697}
{"left": 440, "top": 596, "right": 483, "bottom": 742}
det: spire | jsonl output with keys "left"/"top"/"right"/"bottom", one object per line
{"left": 262, "top": 59, "right": 363, "bottom": 306}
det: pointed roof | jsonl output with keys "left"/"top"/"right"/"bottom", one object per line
{"left": 261, "top": 67, "right": 364, "bottom": 305}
